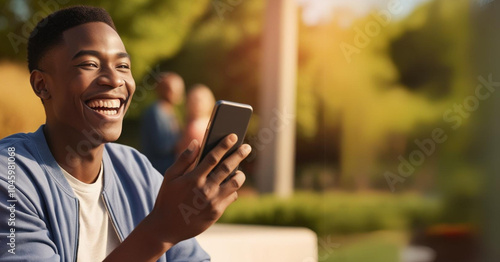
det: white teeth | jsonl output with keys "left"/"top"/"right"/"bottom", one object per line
{"left": 86, "top": 98, "right": 122, "bottom": 116}
{"left": 86, "top": 99, "right": 121, "bottom": 109}
{"left": 94, "top": 109, "right": 118, "bottom": 115}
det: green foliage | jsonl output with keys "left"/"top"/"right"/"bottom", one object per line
{"left": 162, "top": 0, "right": 264, "bottom": 109}
{"left": 218, "top": 192, "right": 442, "bottom": 236}
{"left": 0, "top": 0, "right": 209, "bottom": 77}
{"left": 438, "top": 166, "right": 483, "bottom": 224}
{"left": 301, "top": 0, "right": 473, "bottom": 188}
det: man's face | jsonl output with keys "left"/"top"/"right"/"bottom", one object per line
{"left": 40, "top": 22, "right": 135, "bottom": 143}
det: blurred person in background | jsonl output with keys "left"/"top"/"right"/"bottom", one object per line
{"left": 176, "top": 84, "right": 216, "bottom": 155}
{"left": 141, "top": 72, "right": 184, "bottom": 174}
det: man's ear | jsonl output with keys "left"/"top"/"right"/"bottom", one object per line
{"left": 30, "top": 70, "right": 51, "bottom": 100}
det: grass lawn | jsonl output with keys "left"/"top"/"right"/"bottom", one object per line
{"left": 318, "top": 230, "right": 408, "bottom": 262}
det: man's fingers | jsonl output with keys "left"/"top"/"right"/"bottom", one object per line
{"left": 163, "top": 139, "right": 199, "bottom": 181}
{"left": 196, "top": 134, "right": 238, "bottom": 177}
{"left": 207, "top": 144, "right": 251, "bottom": 185}
{"left": 218, "top": 171, "right": 246, "bottom": 199}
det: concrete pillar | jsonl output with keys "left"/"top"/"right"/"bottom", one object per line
{"left": 255, "top": 0, "right": 297, "bottom": 197}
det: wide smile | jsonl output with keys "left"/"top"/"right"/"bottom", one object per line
{"left": 84, "top": 98, "right": 126, "bottom": 119}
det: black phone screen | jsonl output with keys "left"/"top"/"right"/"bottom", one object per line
{"left": 196, "top": 100, "right": 253, "bottom": 175}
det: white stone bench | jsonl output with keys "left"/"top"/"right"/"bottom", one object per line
{"left": 197, "top": 224, "right": 318, "bottom": 262}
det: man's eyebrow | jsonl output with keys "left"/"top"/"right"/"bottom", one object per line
{"left": 116, "top": 52, "right": 130, "bottom": 59}
{"left": 72, "top": 50, "right": 130, "bottom": 60}
{"left": 72, "top": 50, "right": 100, "bottom": 60}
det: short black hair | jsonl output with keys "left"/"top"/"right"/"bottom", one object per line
{"left": 27, "top": 5, "right": 116, "bottom": 72}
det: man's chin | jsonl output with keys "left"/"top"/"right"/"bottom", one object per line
{"left": 101, "top": 132, "right": 121, "bottom": 143}
{"left": 84, "top": 125, "right": 122, "bottom": 146}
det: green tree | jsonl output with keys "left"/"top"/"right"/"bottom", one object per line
{"left": 1, "top": 0, "right": 209, "bottom": 77}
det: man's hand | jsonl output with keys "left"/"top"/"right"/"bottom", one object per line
{"left": 150, "top": 133, "right": 251, "bottom": 245}
{"left": 105, "top": 134, "right": 250, "bottom": 262}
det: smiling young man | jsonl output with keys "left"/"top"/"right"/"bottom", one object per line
{"left": 0, "top": 6, "right": 250, "bottom": 262}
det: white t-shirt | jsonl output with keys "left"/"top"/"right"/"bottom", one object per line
{"left": 61, "top": 163, "right": 120, "bottom": 261}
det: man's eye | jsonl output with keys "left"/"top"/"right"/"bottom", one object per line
{"left": 79, "top": 62, "right": 98, "bottom": 68}
{"left": 117, "top": 64, "right": 130, "bottom": 69}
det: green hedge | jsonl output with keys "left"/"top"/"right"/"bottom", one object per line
{"left": 218, "top": 192, "right": 442, "bottom": 236}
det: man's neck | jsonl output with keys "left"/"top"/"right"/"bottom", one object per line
{"left": 43, "top": 124, "right": 104, "bottom": 184}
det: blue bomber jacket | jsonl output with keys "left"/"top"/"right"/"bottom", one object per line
{"left": 0, "top": 126, "right": 210, "bottom": 261}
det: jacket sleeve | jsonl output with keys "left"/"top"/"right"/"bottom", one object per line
{"left": 0, "top": 177, "right": 60, "bottom": 261}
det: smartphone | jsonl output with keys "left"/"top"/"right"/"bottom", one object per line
{"left": 195, "top": 100, "right": 253, "bottom": 180}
